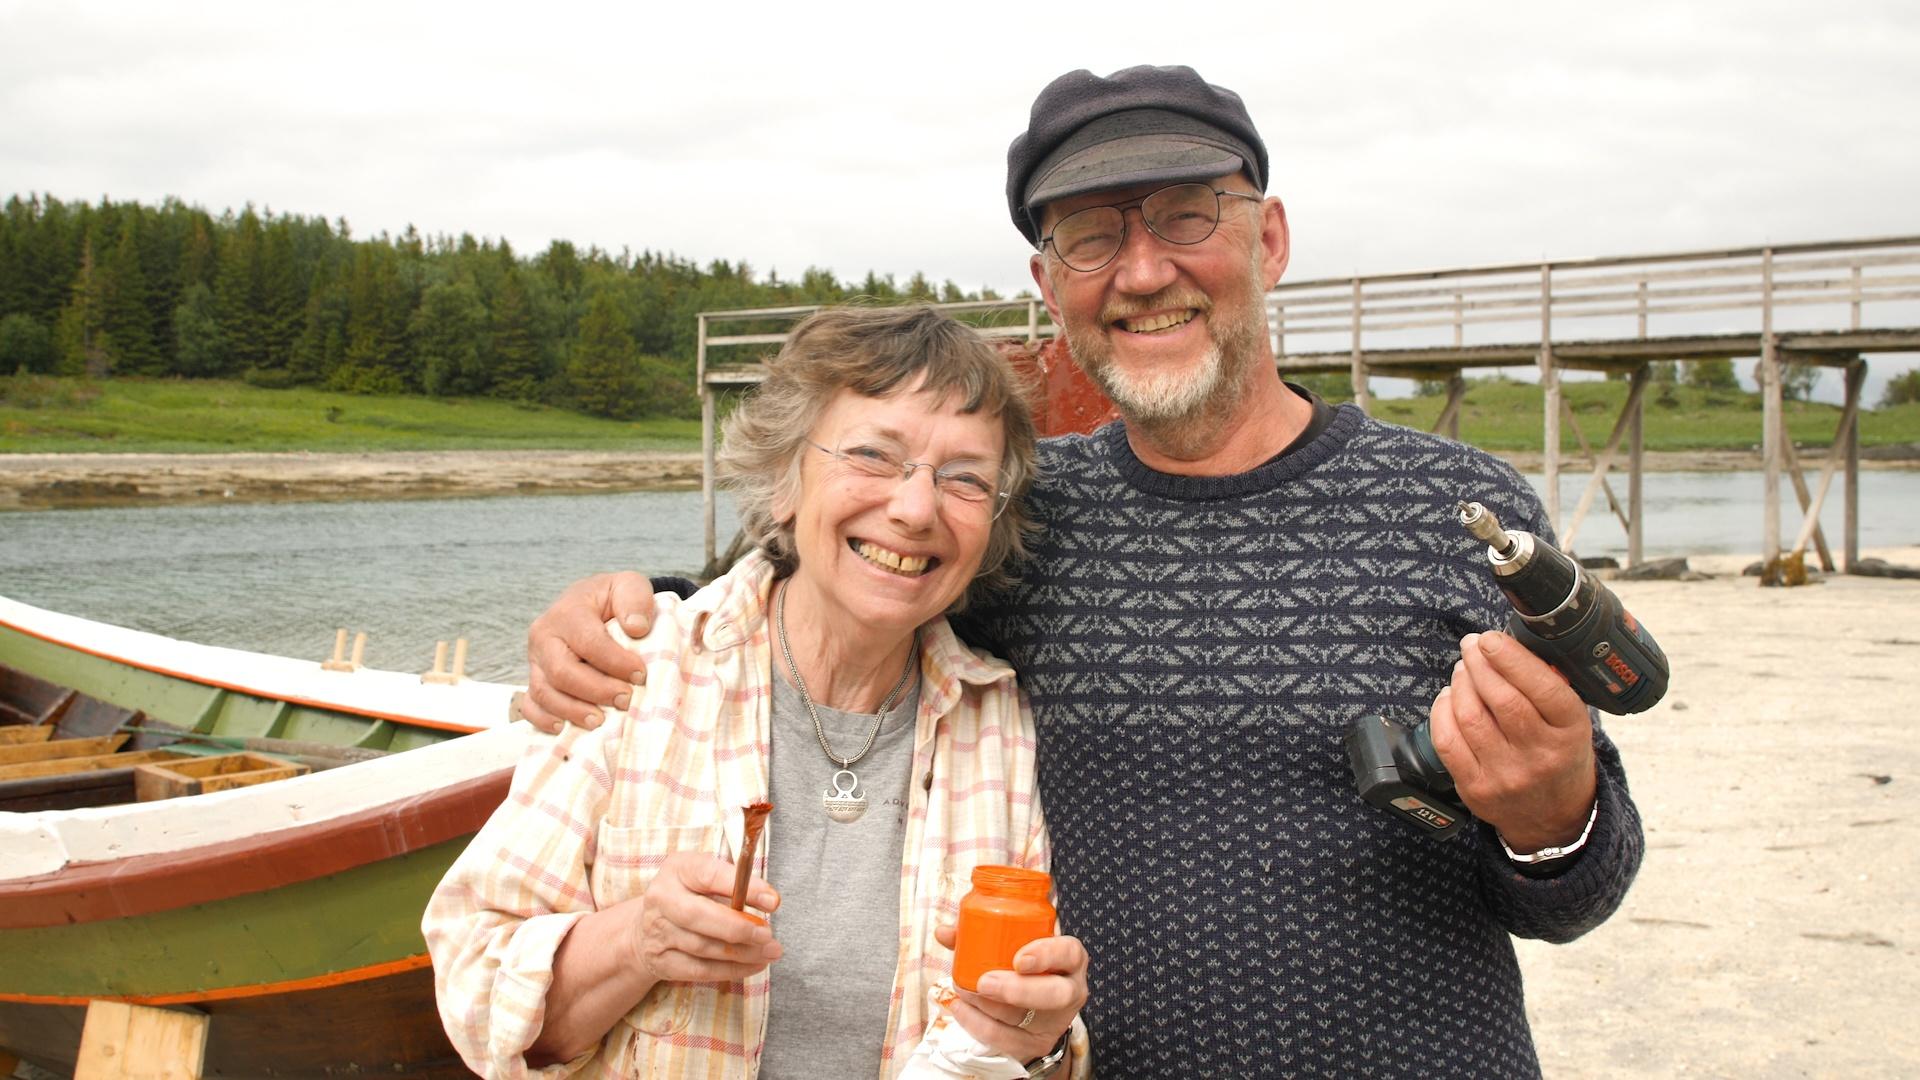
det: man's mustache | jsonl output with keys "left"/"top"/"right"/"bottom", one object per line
{"left": 1099, "top": 288, "right": 1212, "bottom": 325}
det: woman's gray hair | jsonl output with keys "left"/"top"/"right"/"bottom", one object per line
{"left": 717, "top": 303, "right": 1039, "bottom": 606}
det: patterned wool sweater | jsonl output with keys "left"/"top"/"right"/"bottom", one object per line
{"left": 960, "top": 405, "right": 1643, "bottom": 1078}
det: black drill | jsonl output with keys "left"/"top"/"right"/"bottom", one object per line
{"left": 1346, "top": 500, "right": 1670, "bottom": 838}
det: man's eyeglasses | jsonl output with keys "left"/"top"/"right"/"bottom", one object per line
{"left": 1039, "top": 183, "right": 1263, "bottom": 273}
{"left": 808, "top": 440, "right": 1012, "bottom": 521}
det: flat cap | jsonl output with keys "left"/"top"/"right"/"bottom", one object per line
{"left": 1006, "top": 64, "right": 1268, "bottom": 245}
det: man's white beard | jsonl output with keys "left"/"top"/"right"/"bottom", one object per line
{"left": 1064, "top": 255, "right": 1269, "bottom": 433}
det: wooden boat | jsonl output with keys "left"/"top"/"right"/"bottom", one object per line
{"left": 0, "top": 595, "right": 529, "bottom": 1077}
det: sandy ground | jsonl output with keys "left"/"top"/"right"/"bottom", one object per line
{"left": 3, "top": 447, "right": 1915, "bottom": 511}
{"left": 1518, "top": 546, "right": 1920, "bottom": 1079}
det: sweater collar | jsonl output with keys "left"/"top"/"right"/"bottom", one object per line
{"left": 1097, "top": 402, "right": 1366, "bottom": 501}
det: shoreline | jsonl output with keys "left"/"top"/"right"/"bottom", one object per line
{"left": 1, "top": 446, "right": 1915, "bottom": 511}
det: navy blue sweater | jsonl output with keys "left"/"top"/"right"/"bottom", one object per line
{"left": 962, "top": 405, "right": 1643, "bottom": 1077}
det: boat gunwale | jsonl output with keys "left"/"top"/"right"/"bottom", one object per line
{"left": 0, "top": 595, "right": 516, "bottom": 734}
{"left": 0, "top": 765, "right": 511, "bottom": 928}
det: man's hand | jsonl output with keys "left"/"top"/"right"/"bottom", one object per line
{"left": 933, "top": 924, "right": 1087, "bottom": 1061}
{"left": 519, "top": 571, "right": 659, "bottom": 734}
{"left": 1428, "top": 630, "right": 1598, "bottom": 853}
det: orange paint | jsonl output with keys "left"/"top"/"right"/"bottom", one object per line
{"left": 0, "top": 954, "right": 432, "bottom": 1007}
{"left": 951, "top": 865, "right": 1055, "bottom": 993}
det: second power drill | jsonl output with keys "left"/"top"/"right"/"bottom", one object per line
{"left": 1346, "top": 500, "right": 1670, "bottom": 838}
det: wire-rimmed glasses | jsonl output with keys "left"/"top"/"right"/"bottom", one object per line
{"left": 808, "top": 440, "right": 1012, "bottom": 521}
{"left": 1039, "top": 183, "right": 1263, "bottom": 272}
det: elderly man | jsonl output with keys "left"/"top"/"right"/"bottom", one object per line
{"left": 523, "top": 65, "right": 1641, "bottom": 1077}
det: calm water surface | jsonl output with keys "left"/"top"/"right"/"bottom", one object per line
{"left": 3, "top": 474, "right": 1915, "bottom": 683}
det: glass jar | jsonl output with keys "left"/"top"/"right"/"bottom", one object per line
{"left": 951, "top": 865, "right": 1056, "bottom": 992}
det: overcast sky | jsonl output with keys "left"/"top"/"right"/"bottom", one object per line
{"left": 5, "top": 1, "right": 1916, "bottom": 400}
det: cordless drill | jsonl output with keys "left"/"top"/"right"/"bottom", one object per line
{"left": 1346, "top": 500, "right": 1670, "bottom": 838}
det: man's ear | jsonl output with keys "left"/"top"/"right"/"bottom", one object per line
{"left": 1259, "top": 197, "right": 1292, "bottom": 289}
{"left": 1030, "top": 252, "right": 1065, "bottom": 325}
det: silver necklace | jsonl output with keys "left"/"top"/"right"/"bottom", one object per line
{"left": 775, "top": 583, "right": 917, "bottom": 823}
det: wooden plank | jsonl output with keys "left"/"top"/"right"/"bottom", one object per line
{"left": 0, "top": 725, "right": 55, "bottom": 745}
{"left": 133, "top": 752, "right": 308, "bottom": 802}
{"left": 0, "top": 732, "right": 129, "bottom": 765}
{"left": 1780, "top": 435, "right": 1837, "bottom": 571}
{"left": 75, "top": 999, "right": 209, "bottom": 1080}
{"left": 0, "top": 748, "right": 188, "bottom": 783}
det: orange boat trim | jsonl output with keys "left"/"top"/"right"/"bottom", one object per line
{"left": 0, "top": 953, "right": 434, "bottom": 1006}
{"left": 0, "top": 615, "right": 485, "bottom": 734}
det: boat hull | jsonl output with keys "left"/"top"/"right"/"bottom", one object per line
{"left": 0, "top": 965, "right": 473, "bottom": 1078}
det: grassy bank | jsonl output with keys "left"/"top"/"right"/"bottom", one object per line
{"left": 0, "top": 375, "right": 700, "bottom": 453}
{"left": 3, "top": 373, "right": 1916, "bottom": 455}
{"left": 1312, "top": 375, "right": 1920, "bottom": 451}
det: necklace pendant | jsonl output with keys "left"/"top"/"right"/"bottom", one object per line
{"left": 824, "top": 769, "right": 867, "bottom": 823}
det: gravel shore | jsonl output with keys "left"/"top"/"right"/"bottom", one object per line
{"left": 3, "top": 447, "right": 1914, "bottom": 511}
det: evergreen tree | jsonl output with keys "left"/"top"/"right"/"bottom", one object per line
{"left": 488, "top": 264, "right": 543, "bottom": 401}
{"left": 54, "top": 235, "right": 109, "bottom": 376}
{"left": 102, "top": 216, "right": 163, "bottom": 374}
{"left": 172, "top": 281, "right": 224, "bottom": 376}
{"left": 213, "top": 206, "right": 266, "bottom": 372}
{"left": 413, "top": 279, "right": 491, "bottom": 396}
{"left": 259, "top": 221, "right": 303, "bottom": 371}
{"left": 566, "top": 290, "right": 643, "bottom": 418}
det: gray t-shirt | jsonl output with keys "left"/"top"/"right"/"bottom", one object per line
{"left": 758, "top": 660, "right": 920, "bottom": 1078}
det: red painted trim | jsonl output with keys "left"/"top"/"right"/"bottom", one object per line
{"left": 0, "top": 954, "right": 434, "bottom": 1006}
{"left": 0, "top": 615, "right": 485, "bottom": 734}
{"left": 0, "top": 768, "right": 512, "bottom": 928}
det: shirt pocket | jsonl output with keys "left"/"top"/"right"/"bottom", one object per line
{"left": 591, "top": 820, "right": 724, "bottom": 1037}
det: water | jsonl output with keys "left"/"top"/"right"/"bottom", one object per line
{"left": 3, "top": 475, "right": 1915, "bottom": 683}
{"left": 0, "top": 491, "right": 739, "bottom": 683}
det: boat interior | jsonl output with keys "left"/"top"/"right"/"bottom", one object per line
{"left": 0, "top": 662, "right": 381, "bottom": 814}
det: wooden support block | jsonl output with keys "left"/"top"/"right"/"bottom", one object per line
{"left": 0, "top": 733, "right": 129, "bottom": 766}
{"left": 0, "top": 725, "right": 55, "bottom": 746}
{"left": 76, "top": 999, "right": 209, "bottom": 1079}
{"left": 0, "top": 1047, "right": 19, "bottom": 1075}
{"left": 133, "top": 752, "right": 309, "bottom": 802}
{"left": 0, "top": 748, "right": 190, "bottom": 783}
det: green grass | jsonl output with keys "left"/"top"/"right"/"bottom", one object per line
{"left": 4, "top": 373, "right": 1916, "bottom": 455}
{"left": 0, "top": 375, "right": 701, "bottom": 453}
{"left": 1313, "top": 376, "right": 1920, "bottom": 452}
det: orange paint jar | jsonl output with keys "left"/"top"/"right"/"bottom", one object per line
{"left": 951, "top": 865, "right": 1056, "bottom": 992}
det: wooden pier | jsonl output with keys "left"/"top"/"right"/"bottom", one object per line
{"left": 694, "top": 235, "right": 1920, "bottom": 576}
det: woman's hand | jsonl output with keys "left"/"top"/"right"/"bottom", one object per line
{"left": 528, "top": 853, "right": 781, "bottom": 1064}
{"left": 628, "top": 852, "right": 784, "bottom": 983}
{"left": 934, "top": 925, "right": 1087, "bottom": 1062}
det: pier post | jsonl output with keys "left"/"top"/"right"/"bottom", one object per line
{"left": 698, "top": 313, "right": 716, "bottom": 572}
{"left": 1538, "top": 264, "right": 1561, "bottom": 535}
{"left": 1760, "top": 249, "right": 1782, "bottom": 573}
{"left": 1845, "top": 358, "right": 1864, "bottom": 571}
{"left": 1349, "top": 277, "right": 1370, "bottom": 413}
{"left": 1629, "top": 365, "right": 1645, "bottom": 567}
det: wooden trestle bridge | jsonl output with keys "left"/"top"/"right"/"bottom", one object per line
{"left": 695, "top": 235, "right": 1920, "bottom": 576}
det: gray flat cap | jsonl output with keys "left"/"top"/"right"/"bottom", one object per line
{"left": 1006, "top": 65, "right": 1268, "bottom": 245}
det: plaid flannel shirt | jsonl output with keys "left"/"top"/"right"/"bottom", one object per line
{"left": 425, "top": 552, "right": 1087, "bottom": 1078}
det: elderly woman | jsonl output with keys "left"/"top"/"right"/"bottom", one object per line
{"left": 424, "top": 305, "right": 1089, "bottom": 1078}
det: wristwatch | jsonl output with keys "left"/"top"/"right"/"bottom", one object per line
{"left": 1499, "top": 796, "right": 1599, "bottom": 875}
{"left": 1025, "top": 1032, "right": 1070, "bottom": 1078}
